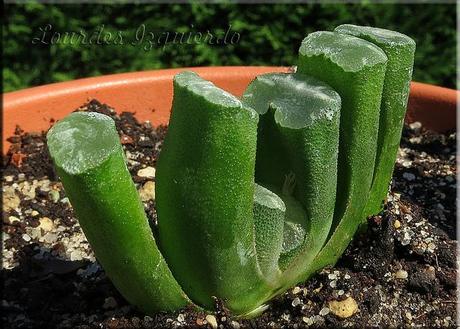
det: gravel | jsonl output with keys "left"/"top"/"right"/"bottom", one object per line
{"left": 2, "top": 100, "right": 457, "bottom": 328}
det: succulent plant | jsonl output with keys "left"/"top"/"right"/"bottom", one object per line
{"left": 47, "top": 25, "right": 414, "bottom": 317}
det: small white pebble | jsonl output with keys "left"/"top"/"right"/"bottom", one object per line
{"left": 395, "top": 270, "right": 408, "bottom": 280}
{"left": 291, "top": 297, "right": 301, "bottom": 307}
{"left": 38, "top": 217, "right": 54, "bottom": 232}
{"left": 138, "top": 181, "right": 155, "bottom": 202}
{"left": 29, "top": 227, "right": 42, "bottom": 240}
{"left": 43, "top": 233, "right": 58, "bottom": 244}
{"left": 176, "top": 314, "right": 185, "bottom": 323}
{"left": 7, "top": 216, "right": 20, "bottom": 224}
{"left": 302, "top": 316, "right": 313, "bottom": 325}
{"left": 49, "top": 190, "right": 60, "bottom": 203}
{"left": 402, "top": 160, "right": 412, "bottom": 168}
{"left": 328, "top": 273, "right": 337, "bottom": 280}
{"left": 401, "top": 231, "right": 412, "bottom": 246}
{"left": 281, "top": 313, "right": 290, "bottom": 321}
{"left": 427, "top": 242, "right": 436, "bottom": 252}
{"left": 205, "top": 314, "right": 218, "bottom": 329}
{"left": 409, "top": 121, "right": 422, "bottom": 130}
{"left": 230, "top": 320, "right": 240, "bottom": 329}
{"left": 319, "top": 307, "right": 330, "bottom": 316}
{"left": 70, "top": 250, "right": 82, "bottom": 261}
{"left": 292, "top": 286, "right": 302, "bottom": 294}
{"left": 22, "top": 234, "right": 31, "bottom": 242}
{"left": 137, "top": 166, "right": 156, "bottom": 178}
{"left": 409, "top": 136, "right": 422, "bottom": 144}
{"left": 344, "top": 274, "right": 351, "bottom": 280}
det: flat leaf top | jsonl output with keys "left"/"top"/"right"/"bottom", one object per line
{"left": 174, "top": 71, "right": 255, "bottom": 115}
{"left": 299, "top": 31, "right": 388, "bottom": 72}
{"left": 335, "top": 24, "right": 416, "bottom": 47}
{"left": 243, "top": 73, "right": 340, "bottom": 128}
{"left": 254, "top": 183, "right": 286, "bottom": 211}
{"left": 47, "top": 112, "right": 120, "bottom": 175}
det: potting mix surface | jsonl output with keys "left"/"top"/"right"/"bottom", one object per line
{"left": 2, "top": 100, "right": 457, "bottom": 328}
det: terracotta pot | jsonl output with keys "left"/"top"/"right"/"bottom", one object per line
{"left": 3, "top": 66, "right": 457, "bottom": 153}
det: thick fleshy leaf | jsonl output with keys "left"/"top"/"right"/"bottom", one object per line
{"left": 298, "top": 31, "right": 388, "bottom": 272}
{"left": 242, "top": 72, "right": 341, "bottom": 288}
{"left": 47, "top": 112, "right": 189, "bottom": 314}
{"left": 253, "top": 184, "right": 285, "bottom": 280}
{"left": 156, "top": 71, "right": 274, "bottom": 314}
{"left": 335, "top": 24, "right": 416, "bottom": 216}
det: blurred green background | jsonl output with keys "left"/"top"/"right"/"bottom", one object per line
{"left": 3, "top": 3, "right": 456, "bottom": 92}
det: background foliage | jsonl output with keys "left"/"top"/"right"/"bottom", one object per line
{"left": 3, "top": 3, "right": 456, "bottom": 92}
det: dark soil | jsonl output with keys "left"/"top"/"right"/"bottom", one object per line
{"left": 2, "top": 100, "right": 457, "bottom": 328}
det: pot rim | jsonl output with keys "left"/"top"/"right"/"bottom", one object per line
{"left": 3, "top": 66, "right": 457, "bottom": 153}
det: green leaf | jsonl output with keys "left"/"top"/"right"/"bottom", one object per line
{"left": 156, "top": 71, "right": 273, "bottom": 314}
{"left": 334, "top": 24, "right": 416, "bottom": 216}
{"left": 242, "top": 72, "right": 341, "bottom": 288}
{"left": 297, "top": 31, "right": 387, "bottom": 273}
{"left": 46, "top": 112, "right": 190, "bottom": 314}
